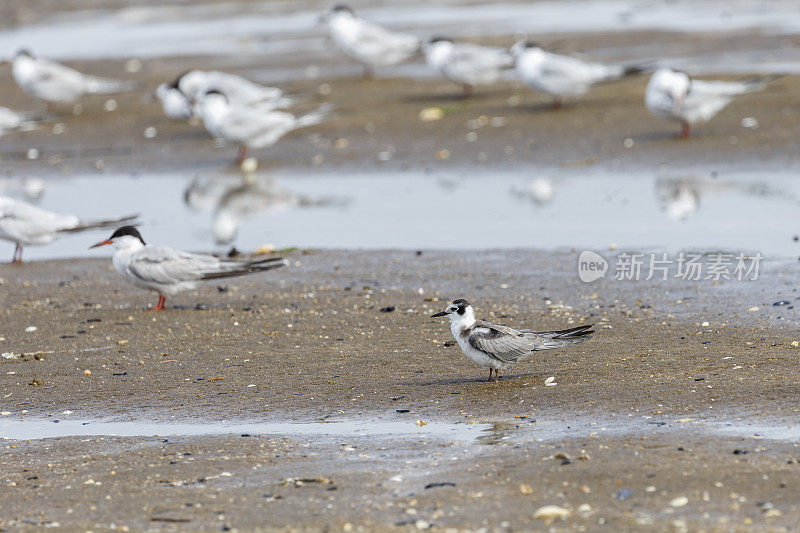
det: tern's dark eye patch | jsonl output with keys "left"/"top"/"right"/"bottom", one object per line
{"left": 456, "top": 307, "right": 465, "bottom": 315}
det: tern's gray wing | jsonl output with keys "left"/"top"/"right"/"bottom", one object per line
{"left": 451, "top": 44, "right": 513, "bottom": 71}
{"left": 468, "top": 321, "right": 535, "bottom": 363}
{"left": 126, "top": 245, "right": 285, "bottom": 284}
{"left": 126, "top": 246, "right": 218, "bottom": 284}
{"left": 220, "top": 108, "right": 296, "bottom": 148}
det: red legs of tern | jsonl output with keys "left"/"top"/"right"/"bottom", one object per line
{"left": 678, "top": 120, "right": 691, "bottom": 140}
{"left": 11, "top": 243, "right": 23, "bottom": 263}
{"left": 486, "top": 369, "right": 502, "bottom": 382}
{"left": 152, "top": 294, "right": 166, "bottom": 311}
{"left": 236, "top": 145, "right": 249, "bottom": 164}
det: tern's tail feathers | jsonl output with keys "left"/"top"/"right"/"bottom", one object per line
{"left": 741, "top": 74, "right": 785, "bottom": 92}
{"left": 295, "top": 103, "right": 335, "bottom": 129}
{"left": 86, "top": 77, "right": 138, "bottom": 95}
{"left": 201, "top": 257, "right": 287, "bottom": 280}
{"left": 621, "top": 62, "right": 654, "bottom": 77}
{"left": 61, "top": 214, "right": 139, "bottom": 234}
{"left": 527, "top": 324, "right": 594, "bottom": 349}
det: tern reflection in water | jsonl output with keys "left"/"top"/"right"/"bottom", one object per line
{"left": 0, "top": 177, "right": 46, "bottom": 202}
{"left": 183, "top": 173, "right": 346, "bottom": 245}
{"left": 656, "top": 177, "right": 700, "bottom": 220}
{"left": 510, "top": 177, "right": 556, "bottom": 205}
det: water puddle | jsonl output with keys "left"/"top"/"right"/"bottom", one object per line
{"left": 3, "top": 413, "right": 799, "bottom": 443}
{"left": 2, "top": 168, "right": 797, "bottom": 261}
{"left": 709, "top": 422, "right": 800, "bottom": 441}
{"left": 0, "top": 417, "right": 489, "bottom": 441}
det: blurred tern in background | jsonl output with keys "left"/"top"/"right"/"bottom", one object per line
{"left": 0, "top": 106, "right": 48, "bottom": 137}
{"left": 322, "top": 4, "right": 420, "bottom": 78}
{"left": 90, "top": 226, "right": 286, "bottom": 310}
{"left": 10, "top": 49, "right": 135, "bottom": 107}
{"left": 156, "top": 70, "right": 293, "bottom": 121}
{"left": 177, "top": 70, "right": 293, "bottom": 109}
{"left": 511, "top": 41, "right": 644, "bottom": 108}
{"left": 195, "top": 89, "right": 332, "bottom": 163}
{"left": 424, "top": 37, "right": 514, "bottom": 98}
{"left": 0, "top": 196, "right": 137, "bottom": 263}
{"left": 645, "top": 67, "right": 778, "bottom": 139}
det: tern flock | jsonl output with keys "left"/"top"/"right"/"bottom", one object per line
{"left": 0, "top": 3, "right": 786, "bottom": 346}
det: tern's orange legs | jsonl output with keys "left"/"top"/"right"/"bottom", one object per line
{"left": 236, "top": 145, "right": 249, "bottom": 164}
{"left": 678, "top": 120, "right": 691, "bottom": 140}
{"left": 152, "top": 294, "right": 165, "bottom": 311}
{"left": 11, "top": 243, "right": 22, "bottom": 263}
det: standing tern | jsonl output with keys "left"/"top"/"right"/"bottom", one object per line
{"left": 0, "top": 196, "right": 137, "bottom": 263}
{"left": 10, "top": 49, "right": 135, "bottom": 106}
{"left": 322, "top": 4, "right": 420, "bottom": 78}
{"left": 431, "top": 299, "right": 594, "bottom": 382}
{"left": 645, "top": 67, "right": 777, "bottom": 139}
{"left": 89, "top": 226, "right": 286, "bottom": 310}
{"left": 423, "top": 37, "right": 514, "bottom": 98}
{"left": 195, "top": 89, "right": 331, "bottom": 163}
{"left": 511, "top": 41, "right": 643, "bottom": 108}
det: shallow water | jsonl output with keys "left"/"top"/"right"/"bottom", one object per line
{"left": 1, "top": 1, "right": 800, "bottom": 74}
{"left": 2, "top": 167, "right": 798, "bottom": 261}
{"left": 0, "top": 417, "right": 488, "bottom": 441}
{"left": 3, "top": 413, "right": 796, "bottom": 443}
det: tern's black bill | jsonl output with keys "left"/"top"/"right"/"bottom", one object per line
{"left": 430, "top": 311, "right": 448, "bottom": 317}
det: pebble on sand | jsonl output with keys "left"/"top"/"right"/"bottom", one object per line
{"left": 240, "top": 157, "right": 258, "bottom": 174}
{"left": 670, "top": 496, "right": 689, "bottom": 507}
{"left": 418, "top": 107, "right": 444, "bottom": 122}
{"left": 533, "top": 505, "right": 571, "bottom": 523}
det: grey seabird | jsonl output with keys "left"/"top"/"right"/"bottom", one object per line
{"left": 431, "top": 298, "right": 594, "bottom": 382}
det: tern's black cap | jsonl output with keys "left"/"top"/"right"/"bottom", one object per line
{"left": 331, "top": 3, "right": 354, "bottom": 13}
{"left": 110, "top": 226, "right": 145, "bottom": 245}
{"left": 428, "top": 36, "right": 454, "bottom": 44}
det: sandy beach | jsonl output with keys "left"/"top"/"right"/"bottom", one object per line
{"left": 2, "top": 0, "right": 800, "bottom": 530}
{"left": 2, "top": 251, "right": 800, "bottom": 530}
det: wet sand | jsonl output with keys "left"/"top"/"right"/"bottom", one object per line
{"left": 1, "top": 251, "right": 800, "bottom": 530}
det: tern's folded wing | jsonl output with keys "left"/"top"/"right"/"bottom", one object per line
{"left": 353, "top": 19, "right": 418, "bottom": 51}
{"left": 452, "top": 44, "right": 513, "bottom": 71}
{"left": 468, "top": 322, "right": 534, "bottom": 363}
{"left": 126, "top": 246, "right": 218, "bottom": 284}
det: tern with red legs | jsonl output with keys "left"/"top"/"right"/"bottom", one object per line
{"left": 90, "top": 226, "right": 286, "bottom": 310}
